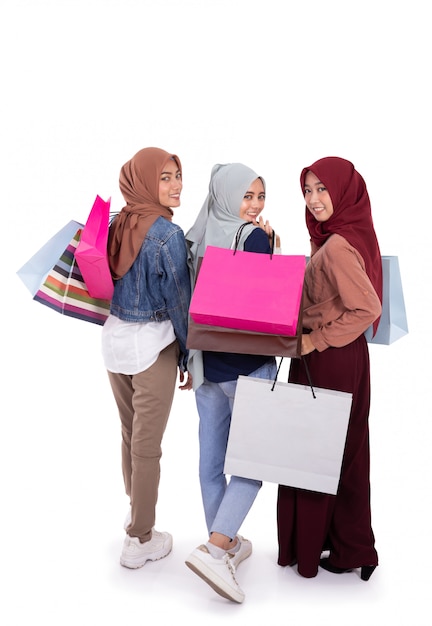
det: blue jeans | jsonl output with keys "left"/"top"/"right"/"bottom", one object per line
{"left": 195, "top": 360, "right": 277, "bottom": 539}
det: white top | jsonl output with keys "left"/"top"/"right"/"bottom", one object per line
{"left": 101, "top": 314, "right": 176, "bottom": 375}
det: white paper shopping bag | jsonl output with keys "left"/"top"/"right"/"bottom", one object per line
{"left": 224, "top": 376, "right": 353, "bottom": 495}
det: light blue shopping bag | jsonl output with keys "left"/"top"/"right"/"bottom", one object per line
{"left": 16, "top": 220, "right": 83, "bottom": 296}
{"left": 364, "top": 256, "right": 408, "bottom": 345}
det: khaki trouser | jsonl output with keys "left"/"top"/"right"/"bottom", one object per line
{"left": 107, "top": 340, "right": 179, "bottom": 543}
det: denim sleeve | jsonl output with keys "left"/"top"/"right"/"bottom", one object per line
{"left": 158, "top": 229, "right": 192, "bottom": 370}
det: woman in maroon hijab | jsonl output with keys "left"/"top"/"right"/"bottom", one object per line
{"left": 277, "top": 157, "right": 382, "bottom": 581}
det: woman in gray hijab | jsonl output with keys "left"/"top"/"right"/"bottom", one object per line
{"left": 185, "top": 163, "right": 280, "bottom": 604}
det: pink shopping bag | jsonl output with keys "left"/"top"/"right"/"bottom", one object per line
{"left": 75, "top": 195, "right": 114, "bottom": 299}
{"left": 189, "top": 246, "right": 305, "bottom": 335}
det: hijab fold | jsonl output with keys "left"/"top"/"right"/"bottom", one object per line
{"left": 108, "top": 147, "right": 181, "bottom": 280}
{"left": 300, "top": 157, "right": 382, "bottom": 335}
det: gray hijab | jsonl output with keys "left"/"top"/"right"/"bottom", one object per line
{"left": 186, "top": 162, "right": 265, "bottom": 275}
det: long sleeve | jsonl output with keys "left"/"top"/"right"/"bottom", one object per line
{"left": 303, "top": 234, "right": 382, "bottom": 351}
{"left": 159, "top": 229, "right": 192, "bottom": 369}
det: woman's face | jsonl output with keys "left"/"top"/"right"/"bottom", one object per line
{"left": 303, "top": 170, "right": 334, "bottom": 222}
{"left": 238, "top": 177, "right": 266, "bottom": 221}
{"left": 158, "top": 160, "right": 182, "bottom": 208}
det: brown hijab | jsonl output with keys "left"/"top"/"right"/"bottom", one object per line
{"left": 108, "top": 147, "right": 182, "bottom": 280}
{"left": 300, "top": 156, "right": 382, "bottom": 336}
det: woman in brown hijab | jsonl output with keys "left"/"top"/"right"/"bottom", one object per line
{"left": 277, "top": 157, "right": 382, "bottom": 581}
{"left": 102, "top": 147, "right": 192, "bottom": 569}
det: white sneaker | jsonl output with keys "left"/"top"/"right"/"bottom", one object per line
{"left": 229, "top": 535, "right": 252, "bottom": 568}
{"left": 185, "top": 544, "right": 245, "bottom": 603}
{"left": 120, "top": 529, "right": 173, "bottom": 569}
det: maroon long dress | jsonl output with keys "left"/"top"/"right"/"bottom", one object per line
{"left": 277, "top": 156, "right": 382, "bottom": 579}
{"left": 277, "top": 334, "right": 378, "bottom": 578}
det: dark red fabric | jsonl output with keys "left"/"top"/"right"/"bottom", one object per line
{"left": 300, "top": 157, "right": 382, "bottom": 335}
{"left": 277, "top": 336, "right": 378, "bottom": 578}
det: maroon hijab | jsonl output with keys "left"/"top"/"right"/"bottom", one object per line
{"left": 300, "top": 156, "right": 382, "bottom": 335}
{"left": 108, "top": 147, "right": 181, "bottom": 280}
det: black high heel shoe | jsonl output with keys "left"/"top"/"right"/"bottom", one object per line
{"left": 360, "top": 565, "right": 376, "bottom": 581}
{"left": 319, "top": 558, "right": 376, "bottom": 581}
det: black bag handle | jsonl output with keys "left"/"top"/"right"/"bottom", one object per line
{"left": 233, "top": 222, "right": 275, "bottom": 258}
{"left": 270, "top": 356, "right": 316, "bottom": 398}
{"left": 271, "top": 357, "right": 285, "bottom": 391}
{"left": 302, "top": 357, "right": 316, "bottom": 399}
{"left": 109, "top": 211, "right": 120, "bottom": 225}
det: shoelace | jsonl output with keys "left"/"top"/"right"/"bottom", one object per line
{"left": 222, "top": 554, "right": 238, "bottom": 581}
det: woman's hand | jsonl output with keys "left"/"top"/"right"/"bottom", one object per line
{"left": 253, "top": 216, "right": 281, "bottom": 250}
{"left": 301, "top": 334, "right": 316, "bottom": 356}
{"left": 178, "top": 369, "right": 193, "bottom": 390}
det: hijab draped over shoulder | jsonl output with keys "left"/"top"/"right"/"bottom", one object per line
{"left": 108, "top": 147, "right": 182, "bottom": 280}
{"left": 185, "top": 162, "right": 265, "bottom": 275}
{"left": 300, "top": 156, "right": 382, "bottom": 335}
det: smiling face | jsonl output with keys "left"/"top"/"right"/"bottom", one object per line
{"left": 303, "top": 170, "right": 334, "bottom": 222}
{"left": 238, "top": 177, "right": 266, "bottom": 221}
{"left": 158, "top": 159, "right": 182, "bottom": 208}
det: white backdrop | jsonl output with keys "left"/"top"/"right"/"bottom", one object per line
{"left": 1, "top": 1, "right": 430, "bottom": 624}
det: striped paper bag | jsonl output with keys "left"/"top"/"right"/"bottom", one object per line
{"left": 33, "top": 228, "right": 111, "bottom": 325}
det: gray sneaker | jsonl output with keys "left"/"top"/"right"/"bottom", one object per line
{"left": 185, "top": 544, "right": 245, "bottom": 603}
{"left": 229, "top": 535, "right": 252, "bottom": 568}
{"left": 120, "top": 529, "right": 172, "bottom": 569}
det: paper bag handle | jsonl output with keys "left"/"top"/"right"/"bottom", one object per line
{"left": 270, "top": 356, "right": 316, "bottom": 399}
{"left": 233, "top": 222, "right": 275, "bottom": 258}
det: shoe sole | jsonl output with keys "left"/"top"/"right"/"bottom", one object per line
{"left": 120, "top": 541, "right": 173, "bottom": 569}
{"left": 185, "top": 554, "right": 244, "bottom": 603}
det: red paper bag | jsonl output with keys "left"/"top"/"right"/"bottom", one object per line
{"left": 75, "top": 195, "right": 114, "bottom": 299}
{"left": 189, "top": 246, "right": 305, "bottom": 336}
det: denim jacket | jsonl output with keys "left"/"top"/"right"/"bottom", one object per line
{"left": 110, "top": 216, "right": 191, "bottom": 370}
